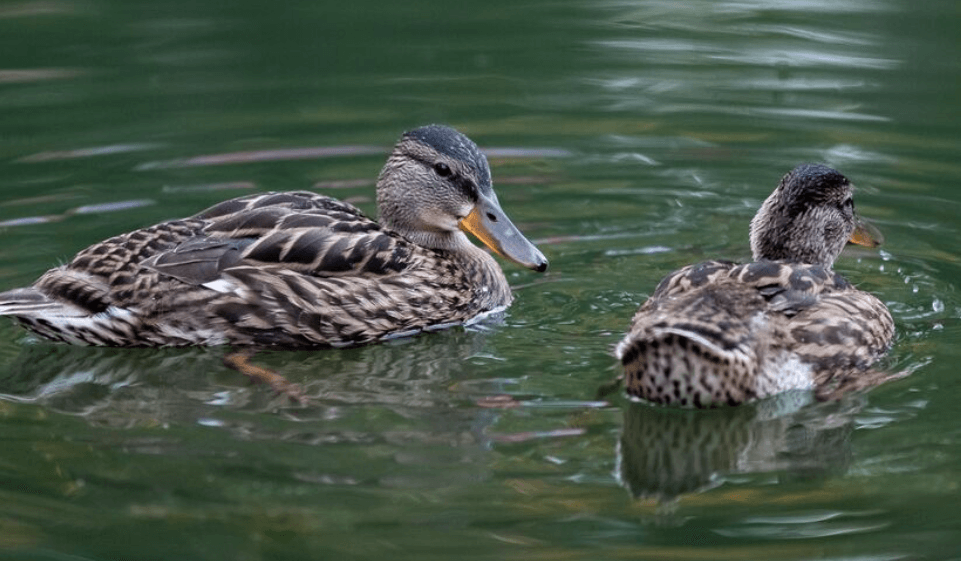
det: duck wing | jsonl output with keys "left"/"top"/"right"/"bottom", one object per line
{"left": 141, "top": 191, "right": 419, "bottom": 285}
{"left": 622, "top": 260, "right": 763, "bottom": 365}
{"left": 3, "top": 191, "right": 412, "bottom": 320}
{"left": 635, "top": 259, "right": 886, "bottom": 363}
{"left": 137, "top": 191, "right": 459, "bottom": 347}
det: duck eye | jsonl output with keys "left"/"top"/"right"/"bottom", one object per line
{"left": 433, "top": 163, "right": 452, "bottom": 177}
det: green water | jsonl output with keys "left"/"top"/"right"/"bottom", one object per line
{"left": 1, "top": 0, "right": 960, "bottom": 559}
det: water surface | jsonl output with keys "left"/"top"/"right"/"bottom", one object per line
{"left": 1, "top": 0, "right": 960, "bottom": 559}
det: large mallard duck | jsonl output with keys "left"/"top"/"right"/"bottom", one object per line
{"left": 615, "top": 164, "right": 895, "bottom": 407}
{"left": 0, "top": 125, "right": 548, "bottom": 348}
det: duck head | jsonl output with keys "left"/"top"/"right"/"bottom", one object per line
{"left": 376, "top": 124, "right": 548, "bottom": 272}
{"left": 749, "top": 163, "right": 879, "bottom": 267}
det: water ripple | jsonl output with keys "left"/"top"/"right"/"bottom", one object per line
{"left": 0, "top": 199, "right": 156, "bottom": 227}
{"left": 715, "top": 513, "right": 890, "bottom": 539}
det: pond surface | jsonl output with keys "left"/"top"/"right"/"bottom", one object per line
{"left": 1, "top": 0, "right": 960, "bottom": 559}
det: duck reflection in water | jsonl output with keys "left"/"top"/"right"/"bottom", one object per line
{"left": 0, "top": 328, "right": 500, "bottom": 430}
{"left": 0, "top": 329, "right": 520, "bottom": 493}
{"left": 617, "top": 394, "right": 859, "bottom": 502}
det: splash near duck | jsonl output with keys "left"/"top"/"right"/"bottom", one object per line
{"left": 0, "top": 125, "right": 548, "bottom": 348}
{"left": 615, "top": 164, "right": 894, "bottom": 407}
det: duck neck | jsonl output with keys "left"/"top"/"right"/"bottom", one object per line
{"left": 433, "top": 234, "right": 514, "bottom": 310}
{"left": 751, "top": 234, "right": 838, "bottom": 268}
{"left": 750, "top": 213, "right": 842, "bottom": 268}
{"left": 398, "top": 228, "right": 472, "bottom": 253}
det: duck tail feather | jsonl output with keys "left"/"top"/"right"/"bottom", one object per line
{"left": 0, "top": 287, "right": 88, "bottom": 318}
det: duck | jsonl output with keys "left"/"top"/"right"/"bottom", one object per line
{"left": 614, "top": 163, "right": 895, "bottom": 407}
{"left": 0, "top": 125, "right": 549, "bottom": 348}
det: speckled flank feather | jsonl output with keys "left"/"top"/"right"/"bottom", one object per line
{"left": 615, "top": 164, "right": 895, "bottom": 407}
{"left": 0, "top": 126, "right": 548, "bottom": 348}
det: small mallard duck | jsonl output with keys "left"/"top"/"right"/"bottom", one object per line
{"left": 0, "top": 125, "right": 548, "bottom": 348}
{"left": 615, "top": 164, "right": 895, "bottom": 407}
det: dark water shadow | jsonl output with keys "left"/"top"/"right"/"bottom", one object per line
{"left": 617, "top": 393, "right": 861, "bottom": 502}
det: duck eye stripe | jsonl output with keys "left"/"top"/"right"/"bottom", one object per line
{"left": 454, "top": 174, "right": 478, "bottom": 201}
{"left": 408, "top": 154, "right": 478, "bottom": 201}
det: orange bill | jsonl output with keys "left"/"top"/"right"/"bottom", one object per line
{"left": 849, "top": 218, "right": 883, "bottom": 248}
{"left": 459, "top": 193, "right": 548, "bottom": 272}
